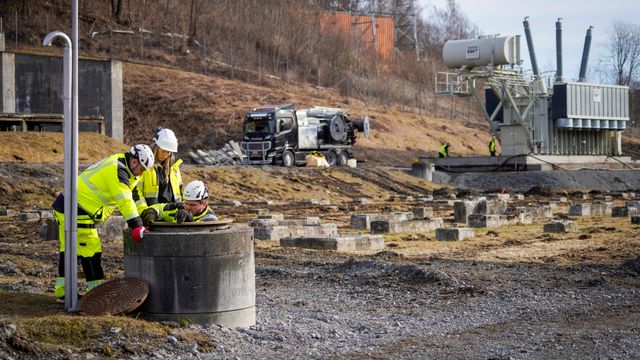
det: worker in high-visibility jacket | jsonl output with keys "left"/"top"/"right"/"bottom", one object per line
{"left": 438, "top": 143, "right": 450, "bottom": 158}
{"left": 489, "top": 136, "right": 497, "bottom": 157}
{"left": 133, "top": 128, "right": 183, "bottom": 214}
{"left": 141, "top": 180, "right": 218, "bottom": 225}
{"left": 51, "top": 144, "right": 155, "bottom": 300}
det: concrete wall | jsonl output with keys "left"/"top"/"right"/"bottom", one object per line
{"left": 0, "top": 50, "right": 123, "bottom": 142}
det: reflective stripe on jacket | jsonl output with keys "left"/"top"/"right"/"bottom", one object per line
{"left": 134, "top": 158, "right": 183, "bottom": 213}
{"left": 78, "top": 153, "right": 141, "bottom": 222}
{"left": 489, "top": 140, "right": 496, "bottom": 153}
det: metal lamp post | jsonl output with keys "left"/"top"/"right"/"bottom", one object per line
{"left": 42, "top": 0, "right": 79, "bottom": 312}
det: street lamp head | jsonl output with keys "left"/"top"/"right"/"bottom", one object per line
{"left": 43, "top": 31, "right": 71, "bottom": 48}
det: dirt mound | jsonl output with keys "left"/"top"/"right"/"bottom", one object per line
{"left": 389, "top": 264, "right": 455, "bottom": 286}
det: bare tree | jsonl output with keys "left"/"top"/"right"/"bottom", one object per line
{"left": 111, "top": 0, "right": 124, "bottom": 21}
{"left": 605, "top": 21, "right": 640, "bottom": 86}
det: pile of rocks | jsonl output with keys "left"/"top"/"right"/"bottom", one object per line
{"left": 188, "top": 140, "right": 244, "bottom": 165}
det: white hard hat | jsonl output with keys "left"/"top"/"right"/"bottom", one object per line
{"left": 154, "top": 128, "right": 179, "bottom": 153}
{"left": 130, "top": 144, "right": 155, "bottom": 170}
{"left": 183, "top": 180, "right": 209, "bottom": 201}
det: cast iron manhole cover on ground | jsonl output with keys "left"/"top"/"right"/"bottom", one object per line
{"left": 77, "top": 277, "right": 149, "bottom": 316}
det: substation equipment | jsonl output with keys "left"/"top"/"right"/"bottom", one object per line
{"left": 436, "top": 17, "right": 630, "bottom": 157}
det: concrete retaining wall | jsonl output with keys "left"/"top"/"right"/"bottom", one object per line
{"left": 0, "top": 51, "right": 123, "bottom": 141}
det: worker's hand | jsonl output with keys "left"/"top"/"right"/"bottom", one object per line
{"left": 131, "top": 226, "right": 148, "bottom": 243}
{"left": 163, "top": 201, "right": 184, "bottom": 212}
{"left": 175, "top": 209, "right": 194, "bottom": 224}
{"left": 140, "top": 208, "right": 158, "bottom": 226}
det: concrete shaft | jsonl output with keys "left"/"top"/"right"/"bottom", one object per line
{"left": 124, "top": 226, "right": 255, "bottom": 327}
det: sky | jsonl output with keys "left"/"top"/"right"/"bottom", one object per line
{"left": 421, "top": 0, "right": 640, "bottom": 82}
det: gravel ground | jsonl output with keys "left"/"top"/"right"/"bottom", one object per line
{"left": 130, "top": 250, "right": 640, "bottom": 360}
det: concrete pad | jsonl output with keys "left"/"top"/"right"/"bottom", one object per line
{"left": 210, "top": 201, "right": 242, "bottom": 207}
{"left": 17, "top": 212, "right": 40, "bottom": 222}
{"left": 254, "top": 224, "right": 338, "bottom": 241}
{"left": 370, "top": 218, "right": 443, "bottom": 234}
{"left": 352, "top": 197, "right": 371, "bottom": 205}
{"left": 416, "top": 195, "right": 434, "bottom": 202}
{"left": 485, "top": 193, "right": 510, "bottom": 201}
{"left": 280, "top": 234, "right": 384, "bottom": 252}
{"left": 551, "top": 197, "right": 568, "bottom": 203}
{"left": 412, "top": 207, "right": 433, "bottom": 219}
{"left": 611, "top": 207, "right": 630, "bottom": 217}
{"left": 37, "top": 210, "right": 54, "bottom": 220}
{"left": 454, "top": 200, "right": 481, "bottom": 223}
{"left": 257, "top": 213, "right": 284, "bottom": 221}
{"left": 350, "top": 214, "right": 387, "bottom": 230}
{"left": 468, "top": 215, "right": 508, "bottom": 228}
{"left": 387, "top": 195, "right": 414, "bottom": 202}
{"left": 435, "top": 228, "right": 474, "bottom": 241}
{"left": 593, "top": 195, "right": 612, "bottom": 202}
{"left": 245, "top": 200, "right": 273, "bottom": 206}
{"left": 513, "top": 194, "right": 525, "bottom": 200}
{"left": 543, "top": 220, "right": 577, "bottom": 233}
{"left": 518, "top": 213, "right": 534, "bottom": 224}
{"left": 249, "top": 218, "right": 278, "bottom": 228}
{"left": 569, "top": 204, "right": 590, "bottom": 216}
{"left": 590, "top": 202, "right": 612, "bottom": 216}
{"left": 292, "top": 216, "right": 321, "bottom": 225}
{"left": 0, "top": 208, "right": 15, "bottom": 217}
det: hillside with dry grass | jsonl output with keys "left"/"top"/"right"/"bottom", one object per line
{"left": 123, "top": 62, "right": 492, "bottom": 165}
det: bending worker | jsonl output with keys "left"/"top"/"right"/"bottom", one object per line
{"left": 133, "top": 128, "right": 183, "bottom": 213}
{"left": 438, "top": 142, "right": 450, "bottom": 158}
{"left": 52, "top": 144, "right": 155, "bottom": 300}
{"left": 489, "top": 136, "right": 497, "bottom": 157}
{"left": 141, "top": 180, "right": 218, "bottom": 224}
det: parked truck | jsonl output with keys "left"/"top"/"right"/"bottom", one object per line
{"left": 240, "top": 104, "right": 369, "bottom": 166}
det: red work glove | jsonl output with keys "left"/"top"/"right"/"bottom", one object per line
{"left": 132, "top": 226, "right": 148, "bottom": 243}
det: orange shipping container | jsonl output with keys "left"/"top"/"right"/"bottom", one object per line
{"left": 319, "top": 11, "right": 394, "bottom": 61}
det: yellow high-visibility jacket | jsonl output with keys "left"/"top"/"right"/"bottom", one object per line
{"left": 77, "top": 153, "right": 142, "bottom": 225}
{"left": 438, "top": 144, "right": 449, "bottom": 157}
{"left": 489, "top": 140, "right": 496, "bottom": 153}
{"left": 157, "top": 205, "right": 218, "bottom": 223}
{"left": 134, "top": 159, "right": 183, "bottom": 213}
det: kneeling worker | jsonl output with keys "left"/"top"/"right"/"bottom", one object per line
{"left": 141, "top": 180, "right": 218, "bottom": 224}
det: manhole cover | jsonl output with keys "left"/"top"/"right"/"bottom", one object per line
{"left": 77, "top": 277, "right": 149, "bottom": 316}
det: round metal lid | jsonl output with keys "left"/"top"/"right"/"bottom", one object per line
{"left": 77, "top": 277, "right": 149, "bottom": 316}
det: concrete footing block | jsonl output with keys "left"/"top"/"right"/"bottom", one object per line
{"left": 352, "top": 197, "right": 371, "bottom": 205}
{"left": 258, "top": 213, "right": 284, "bottom": 221}
{"left": 590, "top": 202, "right": 612, "bottom": 216}
{"left": 370, "top": 218, "right": 443, "bottom": 234}
{"left": 543, "top": 220, "right": 577, "bottom": 233}
{"left": 612, "top": 207, "right": 630, "bottom": 217}
{"left": 468, "top": 215, "right": 508, "bottom": 228}
{"left": 254, "top": 224, "right": 338, "bottom": 241}
{"left": 17, "top": 212, "right": 40, "bottom": 222}
{"left": 435, "top": 228, "right": 474, "bottom": 241}
{"left": 0, "top": 208, "right": 15, "bottom": 217}
{"left": 412, "top": 207, "right": 433, "bottom": 219}
{"left": 280, "top": 234, "right": 384, "bottom": 252}
{"left": 248, "top": 209, "right": 269, "bottom": 216}
{"left": 569, "top": 204, "right": 590, "bottom": 216}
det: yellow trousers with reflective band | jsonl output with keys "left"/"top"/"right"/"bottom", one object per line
{"left": 53, "top": 210, "right": 104, "bottom": 298}
{"left": 54, "top": 210, "right": 102, "bottom": 256}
